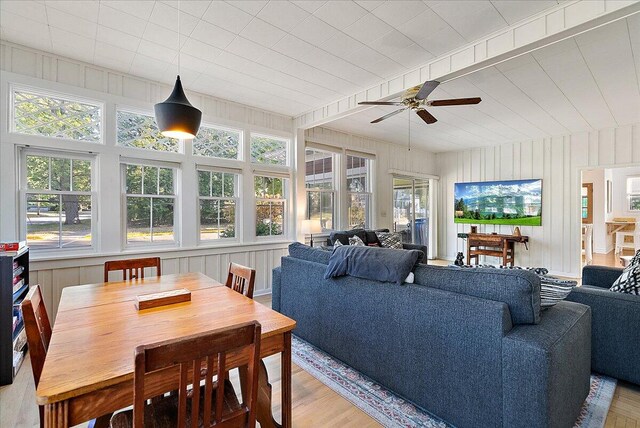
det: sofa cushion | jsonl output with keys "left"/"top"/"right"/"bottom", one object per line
{"left": 330, "top": 229, "right": 367, "bottom": 246}
{"left": 324, "top": 245, "right": 421, "bottom": 286}
{"left": 375, "top": 231, "right": 403, "bottom": 249}
{"left": 610, "top": 262, "right": 640, "bottom": 295}
{"left": 365, "top": 230, "right": 381, "bottom": 246}
{"left": 414, "top": 264, "right": 541, "bottom": 324}
{"left": 288, "top": 242, "right": 331, "bottom": 265}
{"left": 349, "top": 236, "right": 366, "bottom": 246}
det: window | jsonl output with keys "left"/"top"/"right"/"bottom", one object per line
{"left": 198, "top": 169, "right": 238, "bottom": 241}
{"left": 13, "top": 89, "right": 101, "bottom": 142}
{"left": 23, "top": 153, "right": 93, "bottom": 250}
{"left": 305, "top": 148, "right": 336, "bottom": 231}
{"left": 255, "top": 176, "right": 287, "bottom": 237}
{"left": 627, "top": 176, "right": 640, "bottom": 211}
{"left": 193, "top": 125, "right": 241, "bottom": 160}
{"left": 251, "top": 134, "right": 288, "bottom": 165}
{"left": 124, "top": 163, "right": 176, "bottom": 244}
{"left": 346, "top": 155, "right": 372, "bottom": 229}
{"left": 117, "top": 110, "right": 180, "bottom": 152}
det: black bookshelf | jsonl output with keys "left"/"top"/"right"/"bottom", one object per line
{"left": 0, "top": 247, "right": 29, "bottom": 386}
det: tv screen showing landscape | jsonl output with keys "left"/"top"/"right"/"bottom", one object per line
{"left": 454, "top": 179, "right": 542, "bottom": 226}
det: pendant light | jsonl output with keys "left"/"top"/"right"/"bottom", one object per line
{"left": 154, "top": 0, "right": 201, "bottom": 139}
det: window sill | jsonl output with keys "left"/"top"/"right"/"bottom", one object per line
{"left": 29, "top": 240, "right": 293, "bottom": 263}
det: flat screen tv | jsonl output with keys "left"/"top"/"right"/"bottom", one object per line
{"left": 454, "top": 179, "right": 542, "bottom": 226}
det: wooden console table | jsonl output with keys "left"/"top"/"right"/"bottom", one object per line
{"left": 457, "top": 232, "right": 529, "bottom": 266}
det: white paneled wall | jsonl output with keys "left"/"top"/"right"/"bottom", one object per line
{"left": 305, "top": 127, "right": 439, "bottom": 231}
{"left": 31, "top": 244, "right": 289, "bottom": 322}
{"left": 437, "top": 123, "right": 640, "bottom": 276}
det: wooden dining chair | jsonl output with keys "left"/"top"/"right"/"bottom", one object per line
{"left": 109, "top": 321, "right": 262, "bottom": 428}
{"left": 104, "top": 257, "right": 161, "bottom": 282}
{"left": 225, "top": 263, "right": 256, "bottom": 299}
{"left": 22, "top": 285, "right": 112, "bottom": 428}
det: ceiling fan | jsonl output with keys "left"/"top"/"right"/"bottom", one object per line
{"left": 358, "top": 80, "right": 481, "bottom": 125}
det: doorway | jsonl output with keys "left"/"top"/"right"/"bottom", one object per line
{"left": 392, "top": 176, "right": 433, "bottom": 257}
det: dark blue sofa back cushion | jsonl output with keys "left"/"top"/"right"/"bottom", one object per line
{"left": 414, "top": 264, "right": 541, "bottom": 325}
{"left": 324, "top": 245, "right": 421, "bottom": 286}
{"left": 288, "top": 242, "right": 331, "bottom": 264}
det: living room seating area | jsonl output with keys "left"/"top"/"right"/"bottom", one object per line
{"left": 1, "top": 1, "right": 639, "bottom": 427}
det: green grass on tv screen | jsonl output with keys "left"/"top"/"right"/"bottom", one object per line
{"left": 454, "top": 216, "right": 541, "bottom": 226}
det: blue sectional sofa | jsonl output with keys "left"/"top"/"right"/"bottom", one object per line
{"left": 566, "top": 265, "right": 640, "bottom": 385}
{"left": 272, "top": 244, "right": 592, "bottom": 428}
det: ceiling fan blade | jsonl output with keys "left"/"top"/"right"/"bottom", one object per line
{"left": 429, "top": 97, "right": 481, "bottom": 106}
{"left": 371, "top": 108, "right": 407, "bottom": 124}
{"left": 415, "top": 108, "right": 437, "bottom": 124}
{"left": 414, "top": 80, "right": 440, "bottom": 100}
{"left": 358, "top": 101, "right": 404, "bottom": 106}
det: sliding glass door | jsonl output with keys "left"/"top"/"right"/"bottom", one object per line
{"left": 392, "top": 177, "right": 432, "bottom": 257}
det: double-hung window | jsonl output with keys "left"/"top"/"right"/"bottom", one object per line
{"left": 254, "top": 176, "right": 287, "bottom": 237}
{"left": 305, "top": 148, "right": 336, "bottom": 231}
{"left": 22, "top": 152, "right": 94, "bottom": 250}
{"left": 198, "top": 169, "right": 239, "bottom": 241}
{"left": 346, "top": 154, "right": 373, "bottom": 229}
{"left": 123, "top": 162, "right": 177, "bottom": 245}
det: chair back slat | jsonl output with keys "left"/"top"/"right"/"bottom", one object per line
{"left": 191, "top": 357, "right": 201, "bottom": 428}
{"left": 21, "top": 285, "right": 51, "bottom": 388}
{"left": 203, "top": 355, "right": 214, "bottom": 427}
{"left": 224, "top": 263, "right": 256, "bottom": 299}
{"left": 104, "top": 257, "right": 161, "bottom": 282}
{"left": 133, "top": 322, "right": 261, "bottom": 428}
{"left": 215, "top": 353, "right": 226, "bottom": 423}
{"left": 178, "top": 363, "right": 188, "bottom": 428}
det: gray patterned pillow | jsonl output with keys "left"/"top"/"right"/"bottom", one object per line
{"left": 610, "top": 262, "right": 640, "bottom": 295}
{"left": 375, "top": 231, "right": 403, "bottom": 249}
{"left": 348, "top": 236, "right": 366, "bottom": 246}
{"left": 454, "top": 264, "right": 575, "bottom": 307}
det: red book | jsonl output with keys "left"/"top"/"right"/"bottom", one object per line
{"left": 0, "top": 241, "right": 26, "bottom": 252}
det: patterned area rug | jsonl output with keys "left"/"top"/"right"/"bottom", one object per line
{"left": 292, "top": 336, "right": 617, "bottom": 428}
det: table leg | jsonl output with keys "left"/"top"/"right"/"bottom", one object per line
{"left": 255, "top": 360, "right": 280, "bottom": 428}
{"left": 282, "top": 331, "right": 292, "bottom": 428}
{"left": 45, "top": 401, "right": 69, "bottom": 428}
{"left": 250, "top": 332, "right": 292, "bottom": 428}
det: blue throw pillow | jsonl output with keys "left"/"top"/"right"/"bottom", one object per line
{"left": 324, "top": 245, "right": 421, "bottom": 286}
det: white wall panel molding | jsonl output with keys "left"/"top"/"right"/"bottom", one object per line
{"left": 294, "top": 1, "right": 640, "bottom": 130}
{"left": 436, "top": 122, "right": 640, "bottom": 277}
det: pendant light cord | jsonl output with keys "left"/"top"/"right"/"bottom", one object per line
{"left": 408, "top": 109, "right": 411, "bottom": 152}
{"left": 177, "top": 0, "right": 181, "bottom": 76}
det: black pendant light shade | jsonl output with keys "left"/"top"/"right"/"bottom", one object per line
{"left": 154, "top": 75, "right": 202, "bottom": 139}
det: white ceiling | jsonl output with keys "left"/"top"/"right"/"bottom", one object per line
{"left": 0, "top": 0, "right": 561, "bottom": 117}
{"left": 327, "top": 15, "right": 640, "bottom": 152}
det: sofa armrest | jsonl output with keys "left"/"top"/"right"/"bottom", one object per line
{"left": 582, "top": 265, "right": 623, "bottom": 288}
{"left": 402, "top": 243, "right": 428, "bottom": 263}
{"left": 502, "top": 301, "right": 591, "bottom": 428}
{"left": 566, "top": 285, "right": 640, "bottom": 384}
{"left": 271, "top": 266, "right": 282, "bottom": 312}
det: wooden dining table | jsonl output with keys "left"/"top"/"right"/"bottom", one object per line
{"left": 36, "top": 272, "right": 296, "bottom": 428}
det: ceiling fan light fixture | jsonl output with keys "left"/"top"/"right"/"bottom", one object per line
{"left": 154, "top": 75, "right": 202, "bottom": 139}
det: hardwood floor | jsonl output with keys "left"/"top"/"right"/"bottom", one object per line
{"left": 1, "top": 284, "right": 638, "bottom": 427}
